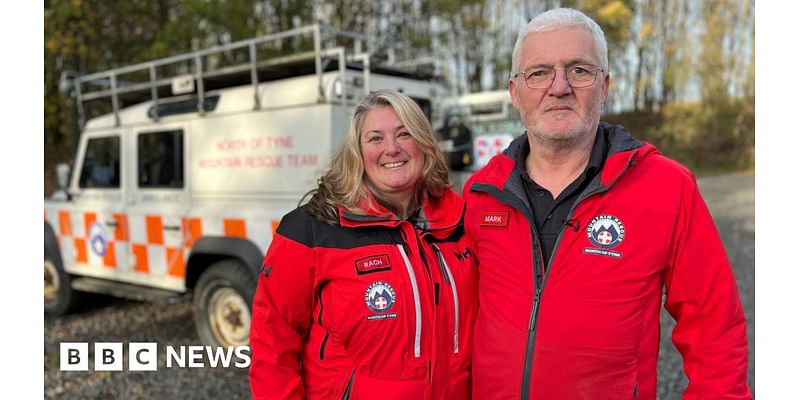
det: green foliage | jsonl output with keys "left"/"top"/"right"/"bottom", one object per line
{"left": 565, "top": 0, "right": 635, "bottom": 45}
{"left": 604, "top": 96, "right": 755, "bottom": 173}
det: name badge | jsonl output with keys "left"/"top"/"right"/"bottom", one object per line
{"left": 355, "top": 254, "right": 391, "bottom": 275}
{"left": 480, "top": 211, "right": 509, "bottom": 227}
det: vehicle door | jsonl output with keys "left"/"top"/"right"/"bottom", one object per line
{"left": 125, "top": 125, "right": 190, "bottom": 291}
{"left": 64, "top": 131, "right": 129, "bottom": 277}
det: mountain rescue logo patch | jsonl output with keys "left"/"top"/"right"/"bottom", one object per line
{"left": 584, "top": 214, "right": 625, "bottom": 259}
{"left": 364, "top": 281, "right": 397, "bottom": 320}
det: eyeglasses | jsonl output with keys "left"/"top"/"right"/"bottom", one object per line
{"left": 513, "top": 64, "right": 604, "bottom": 89}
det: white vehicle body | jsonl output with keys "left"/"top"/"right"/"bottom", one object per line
{"left": 44, "top": 25, "right": 447, "bottom": 347}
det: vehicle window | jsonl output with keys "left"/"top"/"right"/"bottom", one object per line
{"left": 470, "top": 101, "right": 504, "bottom": 116}
{"left": 78, "top": 136, "right": 121, "bottom": 189}
{"left": 147, "top": 95, "right": 220, "bottom": 119}
{"left": 138, "top": 130, "right": 184, "bottom": 188}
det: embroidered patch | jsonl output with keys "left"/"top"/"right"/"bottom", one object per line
{"left": 355, "top": 254, "right": 391, "bottom": 275}
{"left": 454, "top": 247, "right": 473, "bottom": 262}
{"left": 364, "top": 281, "right": 397, "bottom": 318}
{"left": 479, "top": 211, "right": 509, "bottom": 227}
{"left": 584, "top": 214, "right": 625, "bottom": 258}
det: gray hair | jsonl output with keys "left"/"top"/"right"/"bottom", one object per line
{"left": 511, "top": 8, "right": 608, "bottom": 75}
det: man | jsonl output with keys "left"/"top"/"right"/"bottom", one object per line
{"left": 463, "top": 8, "right": 751, "bottom": 399}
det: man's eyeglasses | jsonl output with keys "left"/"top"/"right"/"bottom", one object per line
{"left": 512, "top": 64, "right": 604, "bottom": 89}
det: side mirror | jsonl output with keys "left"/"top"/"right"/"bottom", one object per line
{"left": 56, "top": 163, "right": 71, "bottom": 190}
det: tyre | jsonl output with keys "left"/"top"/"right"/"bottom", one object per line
{"left": 44, "top": 246, "right": 84, "bottom": 316}
{"left": 194, "top": 260, "right": 255, "bottom": 347}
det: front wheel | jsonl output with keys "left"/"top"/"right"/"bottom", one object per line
{"left": 44, "top": 247, "right": 84, "bottom": 316}
{"left": 194, "top": 260, "right": 255, "bottom": 347}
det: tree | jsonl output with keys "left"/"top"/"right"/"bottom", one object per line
{"left": 564, "top": 0, "right": 635, "bottom": 111}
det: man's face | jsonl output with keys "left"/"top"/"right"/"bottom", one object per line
{"left": 509, "top": 27, "right": 609, "bottom": 147}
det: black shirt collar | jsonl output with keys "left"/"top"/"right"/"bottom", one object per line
{"left": 514, "top": 127, "right": 608, "bottom": 182}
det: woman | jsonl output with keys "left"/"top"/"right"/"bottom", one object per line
{"left": 249, "top": 90, "right": 477, "bottom": 399}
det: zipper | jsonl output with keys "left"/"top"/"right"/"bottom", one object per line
{"left": 416, "top": 240, "right": 431, "bottom": 275}
{"left": 340, "top": 369, "right": 355, "bottom": 400}
{"left": 521, "top": 179, "right": 617, "bottom": 396}
{"left": 428, "top": 360, "right": 433, "bottom": 384}
{"left": 431, "top": 244, "right": 452, "bottom": 285}
{"left": 520, "top": 235, "right": 545, "bottom": 399}
{"left": 432, "top": 243, "right": 460, "bottom": 353}
{"left": 397, "top": 243, "right": 422, "bottom": 358}
{"left": 317, "top": 284, "right": 328, "bottom": 360}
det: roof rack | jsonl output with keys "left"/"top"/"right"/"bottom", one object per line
{"left": 62, "top": 24, "right": 439, "bottom": 128}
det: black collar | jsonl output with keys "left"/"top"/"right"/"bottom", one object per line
{"left": 514, "top": 127, "right": 608, "bottom": 182}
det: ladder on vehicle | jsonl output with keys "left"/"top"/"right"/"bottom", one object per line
{"left": 62, "top": 24, "right": 438, "bottom": 128}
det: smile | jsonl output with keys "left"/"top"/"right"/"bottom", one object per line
{"left": 382, "top": 161, "right": 407, "bottom": 169}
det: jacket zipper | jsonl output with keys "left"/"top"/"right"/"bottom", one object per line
{"left": 340, "top": 369, "right": 355, "bottom": 400}
{"left": 417, "top": 240, "right": 432, "bottom": 275}
{"left": 520, "top": 193, "right": 598, "bottom": 390}
{"left": 432, "top": 244, "right": 460, "bottom": 353}
{"left": 397, "top": 243, "right": 422, "bottom": 358}
{"left": 520, "top": 233, "right": 545, "bottom": 399}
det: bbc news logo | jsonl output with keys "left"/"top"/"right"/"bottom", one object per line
{"left": 60, "top": 342, "right": 251, "bottom": 371}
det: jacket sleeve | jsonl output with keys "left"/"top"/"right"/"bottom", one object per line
{"left": 662, "top": 177, "right": 752, "bottom": 399}
{"left": 249, "top": 224, "right": 316, "bottom": 400}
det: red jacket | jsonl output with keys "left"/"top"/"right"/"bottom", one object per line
{"left": 464, "top": 123, "right": 751, "bottom": 399}
{"left": 249, "top": 188, "right": 477, "bottom": 399}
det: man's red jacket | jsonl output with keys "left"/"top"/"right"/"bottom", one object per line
{"left": 249, "top": 188, "right": 477, "bottom": 399}
{"left": 464, "top": 123, "right": 751, "bottom": 399}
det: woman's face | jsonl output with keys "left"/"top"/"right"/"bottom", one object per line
{"left": 360, "top": 106, "right": 424, "bottom": 208}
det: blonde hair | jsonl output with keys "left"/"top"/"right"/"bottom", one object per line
{"left": 304, "top": 90, "right": 449, "bottom": 223}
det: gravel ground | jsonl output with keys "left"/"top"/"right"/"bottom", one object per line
{"left": 44, "top": 299, "right": 249, "bottom": 399}
{"left": 44, "top": 171, "right": 755, "bottom": 399}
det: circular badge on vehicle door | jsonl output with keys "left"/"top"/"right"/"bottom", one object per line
{"left": 88, "top": 222, "right": 109, "bottom": 256}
